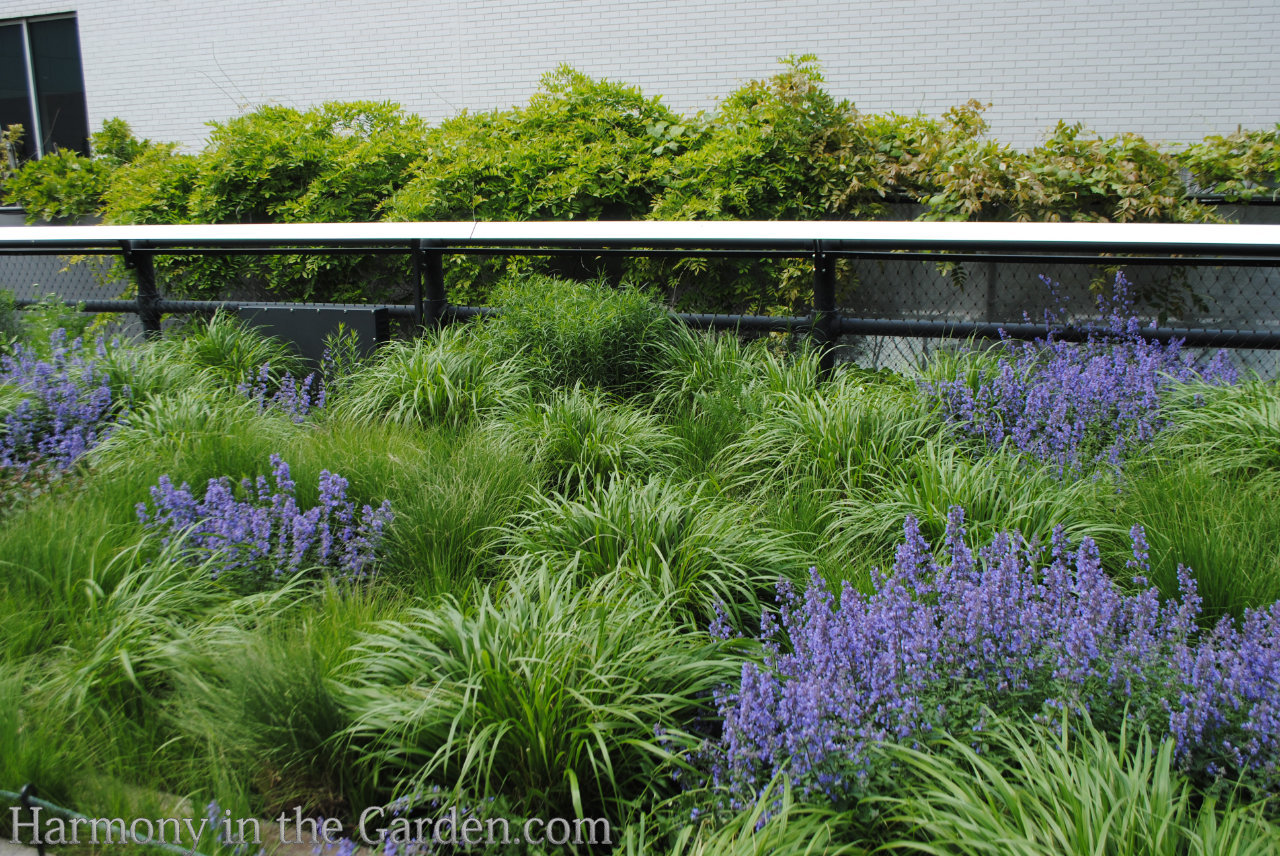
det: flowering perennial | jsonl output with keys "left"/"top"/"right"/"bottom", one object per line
{"left": 237, "top": 363, "right": 326, "bottom": 422}
{"left": 708, "top": 508, "right": 1280, "bottom": 809}
{"left": 922, "top": 273, "right": 1237, "bottom": 476}
{"left": 137, "top": 454, "right": 392, "bottom": 584}
{"left": 0, "top": 330, "right": 126, "bottom": 471}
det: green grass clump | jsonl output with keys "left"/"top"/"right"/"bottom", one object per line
{"left": 875, "top": 713, "right": 1280, "bottom": 856}
{"left": 1157, "top": 380, "right": 1280, "bottom": 483}
{"left": 149, "top": 310, "right": 305, "bottom": 386}
{"left": 335, "top": 325, "right": 526, "bottom": 429}
{"left": 495, "top": 384, "right": 681, "bottom": 494}
{"left": 481, "top": 274, "right": 675, "bottom": 393}
{"left": 501, "top": 475, "right": 810, "bottom": 629}
{"left": 169, "top": 587, "right": 394, "bottom": 818}
{"left": 826, "top": 441, "right": 1123, "bottom": 569}
{"left": 1118, "top": 462, "right": 1280, "bottom": 619}
{"left": 716, "top": 375, "right": 932, "bottom": 496}
{"left": 338, "top": 566, "right": 739, "bottom": 822}
{"left": 314, "top": 420, "right": 538, "bottom": 594}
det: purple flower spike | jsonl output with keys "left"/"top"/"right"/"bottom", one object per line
{"left": 704, "top": 508, "right": 1280, "bottom": 811}
{"left": 137, "top": 455, "right": 393, "bottom": 587}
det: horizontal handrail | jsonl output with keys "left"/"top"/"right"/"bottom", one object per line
{"left": 1, "top": 220, "right": 1280, "bottom": 257}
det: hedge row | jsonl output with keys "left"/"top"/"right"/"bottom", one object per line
{"left": 3, "top": 57, "right": 1278, "bottom": 309}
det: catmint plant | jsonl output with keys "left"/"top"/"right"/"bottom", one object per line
{"left": 706, "top": 508, "right": 1280, "bottom": 811}
{"left": 922, "top": 272, "right": 1237, "bottom": 477}
{"left": 237, "top": 328, "right": 363, "bottom": 421}
{"left": 137, "top": 454, "right": 393, "bottom": 587}
{"left": 238, "top": 362, "right": 325, "bottom": 422}
{"left": 0, "top": 328, "right": 127, "bottom": 471}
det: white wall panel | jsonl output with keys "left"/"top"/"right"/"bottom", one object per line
{"left": 4, "top": 1, "right": 1278, "bottom": 151}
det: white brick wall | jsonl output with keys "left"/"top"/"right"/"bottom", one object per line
{"left": 5, "top": 0, "right": 1279, "bottom": 151}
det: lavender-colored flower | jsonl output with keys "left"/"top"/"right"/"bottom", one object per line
{"left": 0, "top": 329, "right": 129, "bottom": 471}
{"left": 705, "top": 507, "right": 1280, "bottom": 810}
{"left": 921, "top": 272, "right": 1237, "bottom": 478}
{"left": 237, "top": 362, "right": 326, "bottom": 423}
{"left": 138, "top": 454, "right": 393, "bottom": 587}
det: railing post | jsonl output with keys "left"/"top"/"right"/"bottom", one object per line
{"left": 122, "top": 241, "right": 161, "bottom": 339}
{"left": 422, "top": 243, "right": 447, "bottom": 329}
{"left": 411, "top": 241, "right": 425, "bottom": 329}
{"left": 811, "top": 240, "right": 838, "bottom": 380}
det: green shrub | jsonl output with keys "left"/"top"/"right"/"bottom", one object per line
{"left": 1179, "top": 124, "right": 1280, "bottom": 202}
{"left": 481, "top": 274, "right": 674, "bottom": 393}
{"left": 920, "top": 119, "right": 1216, "bottom": 224}
{"left": 2, "top": 119, "right": 158, "bottom": 222}
{"left": 643, "top": 56, "right": 888, "bottom": 314}
{"left": 338, "top": 566, "right": 739, "bottom": 820}
{"left": 384, "top": 67, "right": 692, "bottom": 303}
{"left": 107, "top": 102, "right": 428, "bottom": 301}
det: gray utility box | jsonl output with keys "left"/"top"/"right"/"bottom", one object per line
{"left": 235, "top": 304, "right": 389, "bottom": 365}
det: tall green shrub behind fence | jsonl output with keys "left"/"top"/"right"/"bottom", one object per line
{"left": 384, "top": 66, "right": 695, "bottom": 304}
{"left": 5, "top": 60, "right": 1279, "bottom": 313}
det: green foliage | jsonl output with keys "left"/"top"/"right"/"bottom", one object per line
{"left": 2, "top": 147, "right": 116, "bottom": 222}
{"left": 652, "top": 56, "right": 877, "bottom": 222}
{"left": 0, "top": 289, "right": 20, "bottom": 349}
{"left": 1179, "top": 124, "right": 1280, "bottom": 202}
{"left": 385, "top": 67, "right": 689, "bottom": 301}
{"left": 10, "top": 293, "right": 95, "bottom": 356}
{"left": 875, "top": 712, "right": 1280, "bottom": 856}
{"left": 108, "top": 102, "right": 429, "bottom": 301}
{"left": 190, "top": 101, "right": 427, "bottom": 225}
{"left": 920, "top": 120, "right": 1216, "bottom": 223}
{"left": 149, "top": 309, "right": 305, "bottom": 387}
{"left": 716, "top": 375, "right": 932, "bottom": 495}
{"left": 496, "top": 384, "right": 681, "bottom": 494}
{"left": 6, "top": 63, "right": 1275, "bottom": 314}
{"left": 1118, "top": 461, "right": 1280, "bottom": 621}
{"left": 99, "top": 144, "right": 200, "bottom": 224}
{"left": 335, "top": 325, "right": 526, "bottom": 429}
{"left": 389, "top": 67, "right": 683, "bottom": 223}
{"left": 644, "top": 57, "right": 886, "bottom": 313}
{"left": 481, "top": 274, "right": 675, "bottom": 393}
{"left": 825, "top": 441, "right": 1123, "bottom": 569}
{"left": 500, "top": 475, "right": 810, "bottom": 629}
{"left": 1156, "top": 379, "right": 1280, "bottom": 482}
{"left": 0, "top": 124, "right": 24, "bottom": 190}
{"left": 668, "top": 775, "right": 866, "bottom": 855}
{"left": 339, "top": 566, "right": 739, "bottom": 820}
{"left": 2, "top": 119, "right": 157, "bottom": 222}
{"left": 169, "top": 592, "right": 384, "bottom": 817}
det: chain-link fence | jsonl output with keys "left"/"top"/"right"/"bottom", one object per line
{"left": 830, "top": 256, "right": 1280, "bottom": 378}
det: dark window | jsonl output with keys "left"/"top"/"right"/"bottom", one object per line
{"left": 0, "top": 14, "right": 89, "bottom": 161}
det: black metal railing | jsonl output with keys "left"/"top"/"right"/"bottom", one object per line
{"left": 3, "top": 220, "right": 1280, "bottom": 375}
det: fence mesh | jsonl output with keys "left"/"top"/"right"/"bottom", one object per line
{"left": 1, "top": 248, "right": 1278, "bottom": 379}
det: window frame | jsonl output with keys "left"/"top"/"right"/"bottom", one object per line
{"left": 2, "top": 12, "right": 88, "bottom": 160}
